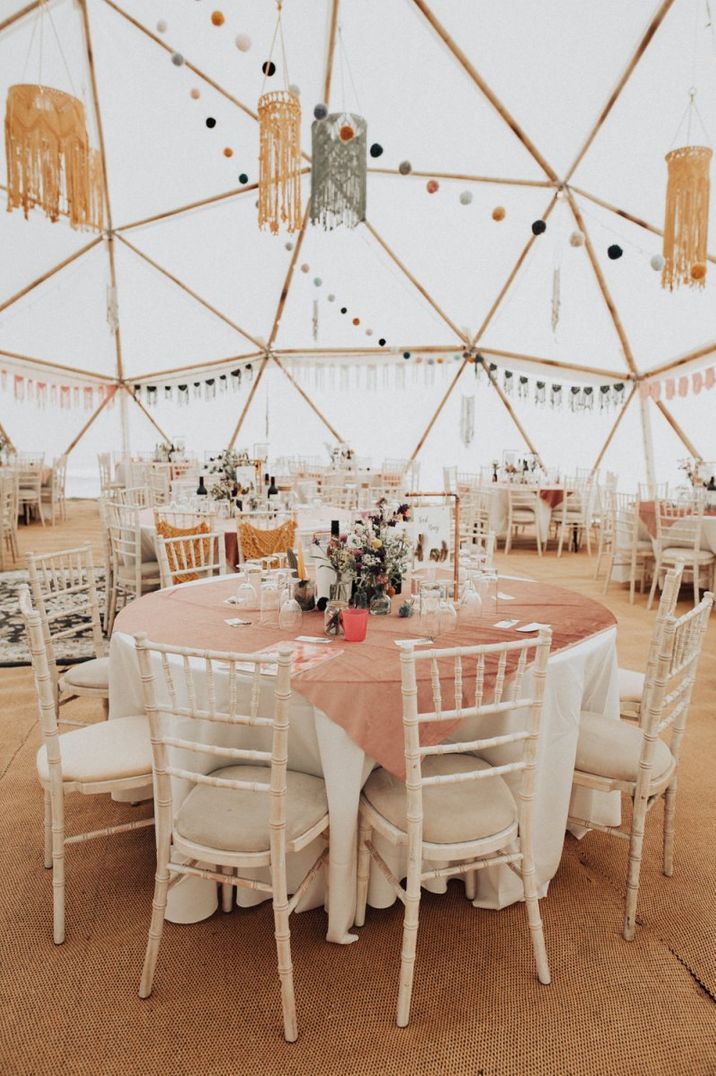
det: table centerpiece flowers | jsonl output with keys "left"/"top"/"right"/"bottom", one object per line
{"left": 314, "top": 499, "right": 412, "bottom": 615}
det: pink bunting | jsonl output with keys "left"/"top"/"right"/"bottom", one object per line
{"left": 692, "top": 371, "right": 703, "bottom": 395}
{"left": 649, "top": 381, "right": 661, "bottom": 400}
{"left": 665, "top": 378, "right": 675, "bottom": 400}
{"left": 13, "top": 375, "right": 24, "bottom": 401}
{"left": 678, "top": 376, "right": 688, "bottom": 397}
{"left": 706, "top": 367, "right": 715, "bottom": 390}
{"left": 639, "top": 382, "right": 650, "bottom": 399}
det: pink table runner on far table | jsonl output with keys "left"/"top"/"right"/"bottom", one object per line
{"left": 115, "top": 576, "right": 615, "bottom": 779}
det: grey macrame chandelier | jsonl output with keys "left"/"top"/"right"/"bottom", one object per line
{"left": 310, "top": 112, "right": 367, "bottom": 231}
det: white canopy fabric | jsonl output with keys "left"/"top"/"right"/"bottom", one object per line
{"left": 0, "top": 0, "right": 714, "bottom": 492}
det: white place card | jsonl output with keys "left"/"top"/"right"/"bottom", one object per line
{"left": 494, "top": 619, "right": 519, "bottom": 629}
{"left": 515, "top": 622, "right": 550, "bottom": 633}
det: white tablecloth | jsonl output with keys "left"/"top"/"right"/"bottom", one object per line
{"left": 109, "top": 578, "right": 619, "bottom": 944}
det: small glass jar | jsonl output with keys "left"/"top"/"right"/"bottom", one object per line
{"left": 324, "top": 598, "right": 348, "bottom": 637}
{"left": 369, "top": 585, "right": 391, "bottom": 616}
{"left": 293, "top": 579, "right": 316, "bottom": 611}
{"left": 438, "top": 596, "right": 458, "bottom": 634}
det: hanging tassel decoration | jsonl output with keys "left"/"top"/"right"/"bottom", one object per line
{"left": 258, "top": 90, "right": 301, "bottom": 234}
{"left": 518, "top": 375, "right": 529, "bottom": 399}
{"left": 503, "top": 370, "right": 513, "bottom": 396}
{"left": 5, "top": 85, "right": 104, "bottom": 231}
{"left": 662, "top": 145, "right": 712, "bottom": 290}
{"left": 550, "top": 384, "right": 562, "bottom": 409}
{"left": 534, "top": 381, "right": 546, "bottom": 407}
{"left": 311, "top": 112, "right": 367, "bottom": 230}
{"left": 551, "top": 267, "right": 561, "bottom": 332}
{"left": 583, "top": 386, "right": 594, "bottom": 410}
{"left": 312, "top": 298, "right": 319, "bottom": 341}
{"left": 460, "top": 395, "right": 475, "bottom": 447}
{"left": 106, "top": 284, "right": 119, "bottom": 333}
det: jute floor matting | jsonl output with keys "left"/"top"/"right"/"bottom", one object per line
{"left": 1, "top": 504, "right": 715, "bottom": 1075}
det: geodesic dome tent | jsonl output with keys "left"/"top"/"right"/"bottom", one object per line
{"left": 0, "top": 0, "right": 714, "bottom": 495}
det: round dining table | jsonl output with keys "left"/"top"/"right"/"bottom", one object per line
{"left": 109, "top": 573, "right": 620, "bottom": 943}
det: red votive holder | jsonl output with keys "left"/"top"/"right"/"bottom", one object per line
{"left": 342, "top": 607, "right": 368, "bottom": 642}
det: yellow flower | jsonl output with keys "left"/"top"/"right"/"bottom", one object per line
{"left": 371, "top": 538, "right": 382, "bottom": 550}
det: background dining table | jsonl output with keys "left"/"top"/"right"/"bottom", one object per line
{"left": 109, "top": 572, "right": 620, "bottom": 943}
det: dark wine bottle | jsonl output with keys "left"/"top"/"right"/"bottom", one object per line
{"left": 196, "top": 475, "right": 208, "bottom": 496}
{"left": 330, "top": 519, "right": 340, "bottom": 537}
{"left": 268, "top": 475, "right": 278, "bottom": 497}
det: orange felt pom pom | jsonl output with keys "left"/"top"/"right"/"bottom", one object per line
{"left": 426, "top": 179, "right": 439, "bottom": 194}
{"left": 223, "top": 147, "right": 233, "bottom": 158}
{"left": 190, "top": 88, "right": 201, "bottom": 100}
{"left": 211, "top": 11, "right": 225, "bottom": 26}
{"left": 352, "top": 317, "right": 360, "bottom": 326}
{"left": 339, "top": 124, "right": 355, "bottom": 142}
{"left": 492, "top": 206, "right": 506, "bottom": 221}
{"left": 690, "top": 262, "right": 706, "bottom": 281}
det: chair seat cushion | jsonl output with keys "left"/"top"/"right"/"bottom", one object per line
{"left": 175, "top": 765, "right": 328, "bottom": 853}
{"left": 59, "top": 656, "right": 109, "bottom": 693}
{"left": 36, "top": 715, "right": 151, "bottom": 785}
{"left": 617, "top": 666, "right": 644, "bottom": 703}
{"left": 661, "top": 547, "right": 715, "bottom": 563}
{"left": 512, "top": 510, "right": 536, "bottom": 523}
{"left": 576, "top": 712, "right": 674, "bottom": 784}
{"left": 362, "top": 755, "right": 517, "bottom": 845}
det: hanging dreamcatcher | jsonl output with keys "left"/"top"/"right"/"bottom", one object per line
{"left": 311, "top": 112, "right": 367, "bottom": 230}
{"left": 258, "top": 3, "right": 301, "bottom": 234}
{"left": 5, "top": 4, "right": 104, "bottom": 231}
{"left": 460, "top": 395, "right": 475, "bottom": 446}
{"left": 311, "top": 25, "right": 367, "bottom": 230}
{"left": 662, "top": 92, "right": 712, "bottom": 289}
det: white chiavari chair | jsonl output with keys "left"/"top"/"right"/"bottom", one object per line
{"left": 647, "top": 495, "right": 716, "bottom": 609}
{"left": 555, "top": 478, "right": 595, "bottom": 557}
{"left": 98, "top": 452, "right": 123, "bottom": 496}
{"left": 617, "top": 565, "right": 683, "bottom": 722}
{"left": 133, "top": 636, "right": 329, "bottom": 1042}
{"left": 18, "top": 585, "right": 153, "bottom": 944}
{"left": 105, "top": 502, "right": 161, "bottom": 633}
{"left": 116, "top": 485, "right": 151, "bottom": 508}
{"left": 0, "top": 471, "right": 19, "bottom": 568}
{"left": 601, "top": 491, "right": 653, "bottom": 603}
{"left": 639, "top": 482, "right": 669, "bottom": 501}
{"left": 568, "top": 591, "right": 713, "bottom": 939}
{"left": 355, "top": 631, "right": 553, "bottom": 1027}
{"left": 26, "top": 544, "right": 109, "bottom": 720}
{"left": 147, "top": 464, "right": 171, "bottom": 507}
{"left": 505, "top": 487, "right": 543, "bottom": 555}
{"left": 41, "top": 455, "right": 68, "bottom": 524}
{"left": 155, "top": 527, "right": 227, "bottom": 588}
{"left": 17, "top": 464, "right": 45, "bottom": 525}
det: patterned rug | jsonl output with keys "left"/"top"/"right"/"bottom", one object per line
{"left": 0, "top": 569, "right": 107, "bottom": 667}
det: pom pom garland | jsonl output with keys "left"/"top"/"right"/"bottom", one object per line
{"left": 313, "top": 102, "right": 328, "bottom": 120}
{"left": 459, "top": 190, "right": 473, "bottom": 205}
{"left": 398, "top": 160, "right": 412, "bottom": 175}
{"left": 369, "top": 143, "right": 383, "bottom": 158}
{"left": 531, "top": 219, "right": 547, "bottom": 235}
{"left": 262, "top": 60, "right": 276, "bottom": 77}
{"left": 492, "top": 206, "right": 506, "bottom": 221}
{"left": 607, "top": 244, "right": 623, "bottom": 260}
{"left": 650, "top": 253, "right": 665, "bottom": 271}
{"left": 211, "top": 11, "right": 225, "bottom": 26}
{"left": 235, "top": 33, "right": 252, "bottom": 51}
{"left": 569, "top": 230, "right": 584, "bottom": 247}
{"left": 205, "top": 117, "right": 216, "bottom": 128}
{"left": 426, "top": 179, "right": 439, "bottom": 193}
{"left": 171, "top": 52, "right": 184, "bottom": 66}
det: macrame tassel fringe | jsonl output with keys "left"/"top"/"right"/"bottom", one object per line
{"left": 5, "top": 84, "right": 104, "bottom": 231}
{"left": 551, "top": 267, "right": 561, "bottom": 332}
{"left": 258, "top": 90, "right": 301, "bottom": 234}
{"left": 662, "top": 145, "right": 712, "bottom": 290}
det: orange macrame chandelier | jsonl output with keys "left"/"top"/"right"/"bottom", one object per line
{"left": 5, "top": 83, "right": 104, "bottom": 232}
{"left": 258, "top": 89, "right": 301, "bottom": 234}
{"left": 257, "top": 1, "right": 301, "bottom": 234}
{"left": 661, "top": 144, "right": 712, "bottom": 291}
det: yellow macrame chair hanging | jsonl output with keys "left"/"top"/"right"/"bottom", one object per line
{"left": 661, "top": 144, "right": 712, "bottom": 290}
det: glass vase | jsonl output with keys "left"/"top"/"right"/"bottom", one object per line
{"left": 369, "top": 585, "right": 391, "bottom": 616}
{"left": 324, "top": 598, "right": 347, "bottom": 637}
